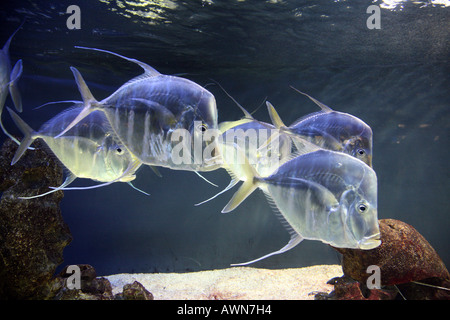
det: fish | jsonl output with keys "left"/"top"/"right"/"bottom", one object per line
{"left": 222, "top": 148, "right": 380, "bottom": 266}
{"left": 266, "top": 87, "right": 373, "bottom": 167}
{"left": 54, "top": 46, "right": 220, "bottom": 172}
{"left": 7, "top": 107, "right": 147, "bottom": 199}
{"left": 196, "top": 118, "right": 294, "bottom": 205}
{"left": 196, "top": 88, "right": 301, "bottom": 206}
{"left": 0, "top": 23, "right": 24, "bottom": 145}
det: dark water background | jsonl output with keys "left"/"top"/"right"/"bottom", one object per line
{"left": 0, "top": 0, "right": 448, "bottom": 276}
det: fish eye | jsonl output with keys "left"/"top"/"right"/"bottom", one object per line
{"left": 357, "top": 203, "right": 367, "bottom": 213}
{"left": 357, "top": 149, "right": 365, "bottom": 155}
{"left": 197, "top": 123, "right": 208, "bottom": 132}
{"left": 116, "top": 147, "right": 123, "bottom": 155}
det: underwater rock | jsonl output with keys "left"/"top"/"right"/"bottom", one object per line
{"left": 332, "top": 219, "right": 450, "bottom": 299}
{"left": 52, "top": 264, "right": 114, "bottom": 300}
{"left": 318, "top": 275, "right": 397, "bottom": 300}
{"left": 0, "top": 139, "right": 72, "bottom": 299}
{"left": 118, "top": 281, "right": 154, "bottom": 300}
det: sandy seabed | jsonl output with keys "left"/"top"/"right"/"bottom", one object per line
{"left": 105, "top": 264, "right": 343, "bottom": 300}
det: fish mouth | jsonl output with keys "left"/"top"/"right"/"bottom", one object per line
{"left": 358, "top": 233, "right": 381, "bottom": 250}
{"left": 366, "top": 154, "right": 373, "bottom": 167}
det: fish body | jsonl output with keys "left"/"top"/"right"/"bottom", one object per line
{"left": 196, "top": 101, "right": 305, "bottom": 206}
{"left": 8, "top": 107, "right": 143, "bottom": 198}
{"left": 223, "top": 149, "right": 380, "bottom": 265}
{"left": 103, "top": 75, "right": 218, "bottom": 171}
{"left": 267, "top": 89, "right": 373, "bottom": 167}
{"left": 0, "top": 24, "right": 24, "bottom": 144}
{"left": 289, "top": 111, "right": 373, "bottom": 167}
{"left": 261, "top": 150, "right": 379, "bottom": 248}
{"left": 219, "top": 119, "right": 293, "bottom": 177}
{"left": 57, "top": 47, "right": 219, "bottom": 172}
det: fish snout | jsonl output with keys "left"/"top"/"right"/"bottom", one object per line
{"left": 358, "top": 232, "right": 381, "bottom": 250}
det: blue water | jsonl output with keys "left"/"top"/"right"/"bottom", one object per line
{"left": 1, "top": 0, "right": 448, "bottom": 276}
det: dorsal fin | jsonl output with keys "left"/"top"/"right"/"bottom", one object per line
{"left": 266, "top": 101, "right": 286, "bottom": 129}
{"left": 211, "top": 80, "right": 254, "bottom": 119}
{"left": 289, "top": 86, "right": 333, "bottom": 113}
{"left": 34, "top": 100, "right": 83, "bottom": 110}
{"left": 74, "top": 46, "right": 161, "bottom": 77}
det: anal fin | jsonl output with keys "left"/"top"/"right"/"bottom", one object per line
{"left": 230, "top": 233, "right": 303, "bottom": 266}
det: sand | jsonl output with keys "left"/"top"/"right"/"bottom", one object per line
{"left": 105, "top": 264, "right": 342, "bottom": 300}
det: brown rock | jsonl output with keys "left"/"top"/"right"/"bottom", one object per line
{"left": 332, "top": 219, "right": 450, "bottom": 299}
{"left": 120, "top": 281, "right": 154, "bottom": 300}
{"left": 334, "top": 219, "right": 449, "bottom": 286}
{"left": 53, "top": 264, "right": 114, "bottom": 300}
{"left": 321, "top": 276, "right": 397, "bottom": 300}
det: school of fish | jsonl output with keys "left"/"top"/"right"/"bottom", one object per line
{"left": 1, "top": 24, "right": 381, "bottom": 266}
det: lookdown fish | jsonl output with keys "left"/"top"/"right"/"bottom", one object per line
{"left": 0, "top": 23, "right": 24, "bottom": 145}
{"left": 55, "top": 46, "right": 220, "bottom": 173}
{"left": 222, "top": 148, "right": 380, "bottom": 266}
{"left": 7, "top": 107, "right": 147, "bottom": 199}
{"left": 196, "top": 91, "right": 298, "bottom": 206}
{"left": 266, "top": 86, "right": 373, "bottom": 167}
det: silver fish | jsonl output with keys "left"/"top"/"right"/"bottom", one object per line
{"left": 55, "top": 46, "right": 219, "bottom": 172}
{"left": 222, "top": 148, "right": 380, "bottom": 266}
{"left": 267, "top": 87, "right": 373, "bottom": 167}
{"left": 0, "top": 23, "right": 24, "bottom": 144}
{"left": 7, "top": 107, "right": 146, "bottom": 199}
{"left": 196, "top": 117, "right": 294, "bottom": 206}
{"left": 196, "top": 88, "right": 302, "bottom": 206}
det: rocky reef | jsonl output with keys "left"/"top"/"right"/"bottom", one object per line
{"left": 0, "top": 139, "right": 152, "bottom": 300}
{"left": 325, "top": 219, "right": 450, "bottom": 300}
{"left": 0, "top": 139, "right": 72, "bottom": 299}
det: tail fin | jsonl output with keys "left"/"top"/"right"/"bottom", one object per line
{"left": 9, "top": 59, "right": 23, "bottom": 112}
{"left": 221, "top": 144, "right": 261, "bottom": 213}
{"left": 0, "top": 106, "right": 21, "bottom": 145}
{"left": 7, "top": 107, "right": 36, "bottom": 165}
{"left": 55, "top": 67, "right": 99, "bottom": 138}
